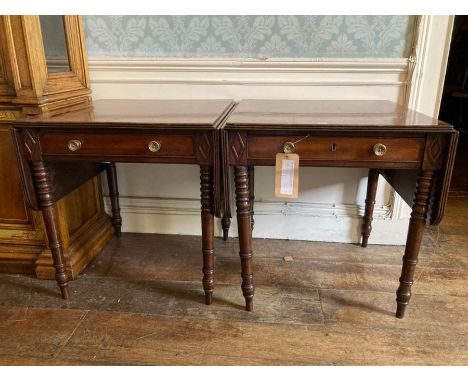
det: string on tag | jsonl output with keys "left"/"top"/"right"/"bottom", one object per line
{"left": 290, "top": 134, "right": 310, "bottom": 146}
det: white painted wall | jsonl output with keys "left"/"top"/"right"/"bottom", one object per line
{"left": 91, "top": 16, "right": 453, "bottom": 245}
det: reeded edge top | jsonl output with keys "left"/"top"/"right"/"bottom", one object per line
{"left": 14, "top": 99, "right": 237, "bottom": 130}
{"left": 224, "top": 99, "right": 455, "bottom": 133}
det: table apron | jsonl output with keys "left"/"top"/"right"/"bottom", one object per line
{"left": 240, "top": 159, "right": 421, "bottom": 169}
{"left": 41, "top": 154, "right": 200, "bottom": 165}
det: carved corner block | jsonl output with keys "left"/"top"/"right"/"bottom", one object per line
{"left": 422, "top": 134, "right": 447, "bottom": 170}
{"left": 196, "top": 132, "right": 213, "bottom": 165}
{"left": 22, "top": 128, "right": 43, "bottom": 161}
{"left": 229, "top": 131, "right": 247, "bottom": 165}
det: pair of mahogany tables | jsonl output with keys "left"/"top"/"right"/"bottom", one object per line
{"left": 11, "top": 99, "right": 458, "bottom": 319}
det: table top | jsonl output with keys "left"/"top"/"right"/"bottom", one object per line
{"left": 15, "top": 99, "right": 236, "bottom": 130}
{"left": 225, "top": 100, "right": 454, "bottom": 132}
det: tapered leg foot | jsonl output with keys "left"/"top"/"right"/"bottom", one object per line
{"left": 60, "top": 285, "right": 69, "bottom": 300}
{"left": 222, "top": 214, "right": 230, "bottom": 241}
{"left": 245, "top": 297, "right": 253, "bottom": 312}
{"left": 395, "top": 170, "right": 434, "bottom": 319}
{"left": 234, "top": 166, "right": 255, "bottom": 312}
{"left": 395, "top": 302, "right": 406, "bottom": 319}
{"left": 361, "top": 236, "right": 369, "bottom": 248}
{"left": 361, "top": 169, "right": 379, "bottom": 248}
{"left": 106, "top": 162, "right": 122, "bottom": 238}
{"left": 200, "top": 166, "right": 215, "bottom": 304}
{"left": 204, "top": 292, "right": 213, "bottom": 305}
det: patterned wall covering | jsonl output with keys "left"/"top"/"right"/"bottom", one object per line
{"left": 83, "top": 16, "right": 416, "bottom": 59}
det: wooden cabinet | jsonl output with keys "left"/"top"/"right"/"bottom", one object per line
{"left": 0, "top": 16, "right": 112, "bottom": 279}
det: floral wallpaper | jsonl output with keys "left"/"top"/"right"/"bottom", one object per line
{"left": 84, "top": 16, "right": 416, "bottom": 59}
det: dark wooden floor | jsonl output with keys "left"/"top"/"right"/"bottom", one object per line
{"left": 0, "top": 197, "right": 467, "bottom": 365}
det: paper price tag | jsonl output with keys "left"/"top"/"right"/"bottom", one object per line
{"left": 274, "top": 153, "right": 299, "bottom": 199}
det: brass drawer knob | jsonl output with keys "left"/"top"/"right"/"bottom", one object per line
{"left": 283, "top": 142, "right": 295, "bottom": 154}
{"left": 373, "top": 143, "right": 387, "bottom": 156}
{"left": 67, "top": 139, "right": 82, "bottom": 152}
{"left": 148, "top": 140, "right": 161, "bottom": 153}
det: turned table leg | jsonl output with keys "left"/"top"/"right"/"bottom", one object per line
{"left": 222, "top": 214, "right": 231, "bottom": 241}
{"left": 361, "top": 169, "right": 379, "bottom": 247}
{"left": 234, "top": 166, "right": 254, "bottom": 311}
{"left": 105, "top": 162, "right": 122, "bottom": 237}
{"left": 32, "top": 161, "right": 69, "bottom": 299}
{"left": 248, "top": 165, "right": 255, "bottom": 231}
{"left": 396, "top": 170, "right": 434, "bottom": 319}
{"left": 200, "top": 166, "right": 215, "bottom": 305}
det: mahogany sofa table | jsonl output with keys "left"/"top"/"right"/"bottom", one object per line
{"left": 221, "top": 99, "right": 458, "bottom": 318}
{"left": 11, "top": 99, "right": 236, "bottom": 304}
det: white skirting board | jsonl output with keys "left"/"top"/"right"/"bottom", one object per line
{"left": 103, "top": 195, "right": 410, "bottom": 245}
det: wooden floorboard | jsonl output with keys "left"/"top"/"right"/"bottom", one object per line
{"left": 0, "top": 196, "right": 467, "bottom": 365}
